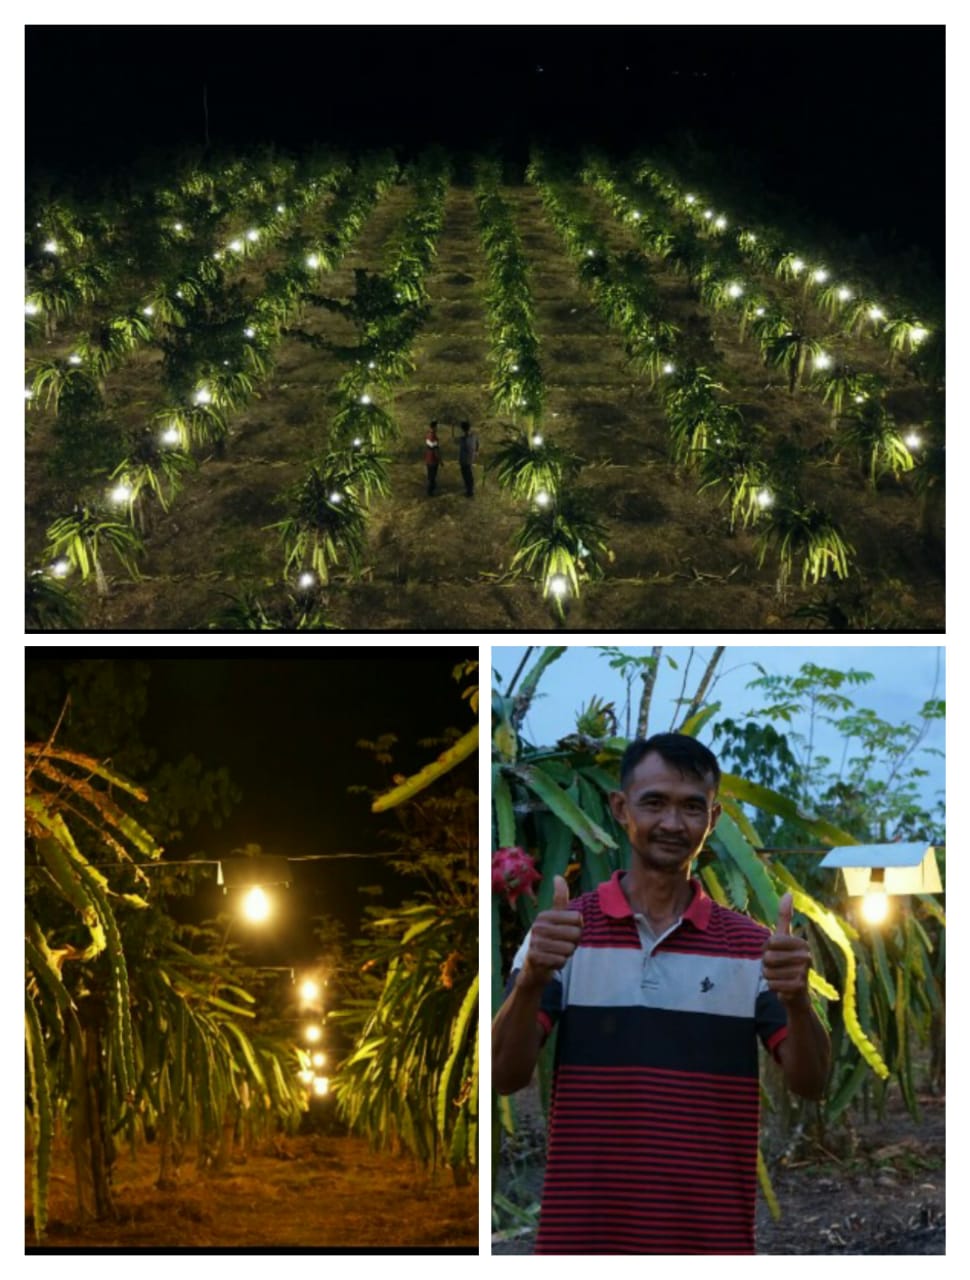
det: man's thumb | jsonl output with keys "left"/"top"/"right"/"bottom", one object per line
{"left": 552, "top": 875, "right": 569, "bottom": 911}
{"left": 776, "top": 892, "right": 793, "bottom": 936}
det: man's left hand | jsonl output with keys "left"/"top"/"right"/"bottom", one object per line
{"left": 762, "top": 892, "right": 812, "bottom": 1006}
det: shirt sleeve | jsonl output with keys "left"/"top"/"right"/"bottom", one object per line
{"left": 506, "top": 929, "right": 565, "bottom": 1039}
{"left": 756, "top": 976, "right": 790, "bottom": 1061}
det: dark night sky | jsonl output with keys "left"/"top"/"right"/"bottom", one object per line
{"left": 25, "top": 24, "right": 944, "bottom": 279}
{"left": 25, "top": 649, "right": 477, "bottom": 962}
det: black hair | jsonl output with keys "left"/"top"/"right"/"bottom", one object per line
{"left": 619, "top": 733, "right": 720, "bottom": 793}
{"left": 460, "top": 420, "right": 470, "bottom": 431}
{"left": 430, "top": 419, "right": 438, "bottom": 428}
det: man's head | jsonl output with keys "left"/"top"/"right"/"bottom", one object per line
{"left": 610, "top": 734, "right": 721, "bottom": 873}
{"left": 430, "top": 419, "right": 438, "bottom": 430}
{"left": 460, "top": 420, "right": 470, "bottom": 434}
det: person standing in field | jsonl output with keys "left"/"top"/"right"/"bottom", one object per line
{"left": 454, "top": 420, "right": 479, "bottom": 498}
{"left": 424, "top": 421, "right": 443, "bottom": 496}
{"left": 492, "top": 733, "right": 831, "bottom": 1255}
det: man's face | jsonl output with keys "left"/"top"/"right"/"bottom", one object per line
{"left": 609, "top": 751, "right": 721, "bottom": 873}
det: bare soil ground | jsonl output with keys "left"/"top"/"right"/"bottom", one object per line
{"left": 27, "top": 1132, "right": 477, "bottom": 1250}
{"left": 492, "top": 1084, "right": 944, "bottom": 1255}
{"left": 25, "top": 180, "right": 944, "bottom": 631}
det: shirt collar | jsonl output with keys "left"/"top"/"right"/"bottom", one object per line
{"left": 597, "top": 869, "right": 713, "bottom": 931}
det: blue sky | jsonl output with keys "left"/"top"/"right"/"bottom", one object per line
{"left": 492, "top": 644, "right": 945, "bottom": 814}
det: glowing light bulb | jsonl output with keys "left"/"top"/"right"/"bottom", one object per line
{"left": 791, "top": 257, "right": 804, "bottom": 274}
{"left": 298, "top": 1069, "right": 314, "bottom": 1085}
{"left": 368, "top": 360, "right": 376, "bottom": 369}
{"left": 511, "top": 364, "right": 519, "bottom": 372}
{"left": 755, "top": 306, "right": 766, "bottom": 317}
{"left": 304, "top": 1024, "right": 322, "bottom": 1044}
{"left": 662, "top": 362, "right": 675, "bottom": 374}
{"left": 68, "top": 353, "right": 82, "bottom": 365}
{"left": 532, "top": 433, "right": 543, "bottom": 446}
{"left": 860, "top": 885, "right": 889, "bottom": 925}
{"left": 311, "top": 1051, "right": 326, "bottom": 1068}
{"left": 193, "top": 386, "right": 212, "bottom": 405}
{"left": 43, "top": 240, "right": 58, "bottom": 253}
{"left": 306, "top": 253, "right": 320, "bottom": 269}
{"left": 535, "top": 490, "right": 551, "bottom": 507}
{"left": 300, "top": 978, "right": 322, "bottom": 1003}
{"left": 161, "top": 425, "right": 180, "bottom": 445}
{"left": 25, "top": 300, "right": 40, "bottom": 316}
{"left": 727, "top": 282, "right": 744, "bottom": 299}
{"left": 756, "top": 489, "right": 774, "bottom": 509}
{"left": 246, "top": 228, "right": 259, "bottom": 242}
{"left": 548, "top": 574, "right": 569, "bottom": 599}
{"left": 586, "top": 248, "right": 595, "bottom": 257}
{"left": 24, "top": 387, "right": 34, "bottom": 400}
{"left": 110, "top": 482, "right": 132, "bottom": 505}
{"left": 244, "top": 326, "right": 255, "bottom": 338}
{"left": 703, "top": 209, "right": 714, "bottom": 220}
{"left": 329, "top": 491, "right": 343, "bottom": 504}
{"left": 312, "top": 1076, "right": 329, "bottom": 1097}
{"left": 242, "top": 886, "right": 271, "bottom": 922}
{"left": 868, "top": 306, "right": 884, "bottom": 321}
{"left": 854, "top": 394, "right": 867, "bottom": 403}
{"left": 714, "top": 215, "right": 727, "bottom": 230}
{"left": 213, "top": 250, "right": 223, "bottom": 260}
{"left": 360, "top": 394, "right": 371, "bottom": 405}
{"left": 176, "top": 289, "right": 184, "bottom": 298}
{"left": 910, "top": 326, "right": 928, "bottom": 344}
{"left": 814, "top": 352, "right": 832, "bottom": 370}
{"left": 228, "top": 238, "right": 243, "bottom": 252}
{"left": 812, "top": 268, "right": 828, "bottom": 283}
{"left": 50, "top": 558, "right": 71, "bottom": 578}
{"left": 351, "top": 436, "right": 363, "bottom": 448}
{"left": 904, "top": 431, "right": 921, "bottom": 448}
{"left": 142, "top": 305, "right": 154, "bottom": 316}
{"left": 837, "top": 286, "right": 852, "bottom": 302}
{"left": 298, "top": 571, "right": 316, "bottom": 589}
{"left": 685, "top": 194, "right": 696, "bottom": 205}
{"left": 276, "top": 203, "right": 286, "bottom": 213}
{"left": 174, "top": 221, "right": 184, "bottom": 231}
{"left": 632, "top": 210, "right": 641, "bottom": 220}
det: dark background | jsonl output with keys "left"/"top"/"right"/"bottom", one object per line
{"left": 25, "top": 649, "right": 477, "bottom": 960}
{"left": 26, "top": 24, "right": 945, "bottom": 280}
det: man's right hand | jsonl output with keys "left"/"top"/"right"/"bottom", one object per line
{"left": 519, "top": 875, "right": 584, "bottom": 989}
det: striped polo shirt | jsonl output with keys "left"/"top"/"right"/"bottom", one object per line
{"left": 508, "top": 871, "right": 789, "bottom": 1255}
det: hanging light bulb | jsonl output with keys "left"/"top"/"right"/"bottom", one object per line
{"left": 173, "top": 221, "right": 184, "bottom": 232}
{"left": 360, "top": 394, "right": 371, "bottom": 405}
{"left": 244, "top": 326, "right": 255, "bottom": 338}
{"left": 303, "top": 1023, "right": 322, "bottom": 1044}
{"left": 910, "top": 325, "right": 928, "bottom": 345}
{"left": 812, "top": 268, "right": 828, "bottom": 283}
{"left": 754, "top": 306, "right": 766, "bottom": 317}
{"left": 246, "top": 228, "right": 259, "bottom": 242}
{"left": 300, "top": 978, "right": 322, "bottom": 1004}
{"left": 535, "top": 490, "right": 551, "bottom": 508}
{"left": 860, "top": 870, "right": 890, "bottom": 925}
{"left": 904, "top": 431, "right": 921, "bottom": 449}
{"left": 868, "top": 305, "right": 884, "bottom": 321}
{"left": 312, "top": 1076, "right": 329, "bottom": 1097}
{"left": 110, "top": 482, "right": 132, "bottom": 505}
{"left": 242, "top": 886, "right": 271, "bottom": 922}
{"left": 548, "top": 574, "right": 569, "bottom": 599}
{"left": 50, "top": 558, "right": 71, "bottom": 578}
{"left": 662, "top": 362, "right": 675, "bottom": 374}
{"left": 193, "top": 386, "right": 212, "bottom": 405}
{"left": 531, "top": 433, "right": 543, "bottom": 447}
{"left": 814, "top": 352, "right": 833, "bottom": 370}
{"left": 727, "top": 282, "right": 744, "bottom": 299}
{"left": 329, "top": 491, "right": 343, "bottom": 504}
{"left": 142, "top": 305, "right": 155, "bottom": 317}
{"left": 311, "top": 1051, "right": 326, "bottom": 1068}
{"left": 791, "top": 258, "right": 805, "bottom": 275}
{"left": 43, "top": 240, "right": 59, "bottom": 254}
{"left": 276, "top": 203, "right": 286, "bottom": 213}
{"left": 25, "top": 300, "right": 41, "bottom": 316}
{"left": 703, "top": 209, "right": 714, "bottom": 220}
{"left": 714, "top": 215, "right": 727, "bottom": 230}
{"left": 837, "top": 286, "right": 853, "bottom": 302}
{"left": 685, "top": 194, "right": 696, "bottom": 205}
{"left": 68, "top": 353, "right": 82, "bottom": 365}
{"left": 306, "top": 253, "right": 320, "bottom": 269}
{"left": 631, "top": 209, "right": 642, "bottom": 220}
{"left": 298, "top": 571, "right": 316, "bottom": 590}
{"left": 756, "top": 488, "right": 774, "bottom": 509}
{"left": 161, "top": 424, "right": 180, "bottom": 445}
{"left": 228, "top": 238, "right": 244, "bottom": 253}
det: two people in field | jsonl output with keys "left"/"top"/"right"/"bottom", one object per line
{"left": 424, "top": 420, "right": 479, "bottom": 497}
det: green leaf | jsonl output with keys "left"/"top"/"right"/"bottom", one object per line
{"left": 512, "top": 764, "right": 617, "bottom": 854}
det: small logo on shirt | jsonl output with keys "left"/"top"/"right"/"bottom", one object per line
{"left": 699, "top": 977, "right": 715, "bottom": 993}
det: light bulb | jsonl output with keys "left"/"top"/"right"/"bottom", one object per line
{"left": 910, "top": 326, "right": 928, "bottom": 344}
{"left": 307, "top": 253, "right": 320, "bottom": 269}
{"left": 714, "top": 215, "right": 727, "bottom": 230}
{"left": 304, "top": 1024, "right": 322, "bottom": 1044}
{"left": 532, "top": 433, "right": 543, "bottom": 446}
{"left": 194, "top": 386, "right": 212, "bottom": 405}
{"left": 244, "top": 326, "right": 255, "bottom": 338}
{"left": 68, "top": 353, "right": 82, "bottom": 365}
{"left": 329, "top": 491, "right": 343, "bottom": 504}
{"left": 860, "top": 885, "right": 889, "bottom": 925}
{"left": 685, "top": 194, "right": 696, "bottom": 204}
{"left": 174, "top": 222, "right": 184, "bottom": 231}
{"left": 25, "top": 301, "right": 40, "bottom": 316}
{"left": 837, "top": 286, "right": 852, "bottom": 302}
{"left": 367, "top": 360, "right": 376, "bottom": 369}
{"left": 814, "top": 352, "right": 832, "bottom": 370}
{"left": 754, "top": 306, "right": 766, "bottom": 317}
{"left": 142, "top": 305, "right": 154, "bottom": 316}
{"left": 548, "top": 574, "right": 569, "bottom": 599}
{"left": 228, "top": 238, "right": 243, "bottom": 253}
{"left": 791, "top": 257, "right": 804, "bottom": 274}
{"left": 904, "top": 431, "right": 921, "bottom": 448}
{"left": 360, "top": 394, "right": 371, "bottom": 404}
{"left": 727, "top": 283, "right": 744, "bottom": 299}
{"left": 868, "top": 306, "right": 884, "bottom": 321}
{"left": 25, "top": 387, "right": 34, "bottom": 400}
{"left": 242, "top": 886, "right": 271, "bottom": 922}
{"left": 812, "top": 268, "right": 828, "bottom": 283}
{"left": 276, "top": 203, "right": 286, "bottom": 213}
{"left": 854, "top": 394, "right": 867, "bottom": 403}
{"left": 632, "top": 210, "right": 641, "bottom": 220}
{"left": 311, "top": 1051, "right": 326, "bottom": 1068}
{"left": 298, "top": 571, "right": 316, "bottom": 589}
{"left": 300, "top": 978, "right": 322, "bottom": 1003}
{"left": 246, "top": 229, "right": 259, "bottom": 242}
{"left": 662, "top": 362, "right": 675, "bottom": 374}
{"left": 511, "top": 364, "right": 519, "bottom": 371}
{"left": 312, "top": 1076, "right": 329, "bottom": 1097}
{"left": 351, "top": 437, "right": 363, "bottom": 448}
{"left": 43, "top": 240, "right": 58, "bottom": 253}
{"left": 50, "top": 558, "right": 71, "bottom": 578}
{"left": 586, "top": 248, "right": 595, "bottom": 257}
{"left": 756, "top": 489, "right": 773, "bottom": 509}
{"left": 110, "top": 483, "right": 132, "bottom": 505}
{"left": 703, "top": 209, "right": 714, "bottom": 220}
{"left": 213, "top": 250, "right": 223, "bottom": 260}
{"left": 298, "top": 1069, "right": 314, "bottom": 1085}
{"left": 161, "top": 425, "right": 180, "bottom": 445}
{"left": 535, "top": 490, "right": 551, "bottom": 507}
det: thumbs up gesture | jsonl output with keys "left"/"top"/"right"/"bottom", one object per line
{"left": 519, "top": 875, "right": 584, "bottom": 991}
{"left": 762, "top": 892, "right": 812, "bottom": 1007}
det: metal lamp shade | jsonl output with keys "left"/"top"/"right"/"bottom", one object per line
{"left": 819, "top": 843, "right": 942, "bottom": 898}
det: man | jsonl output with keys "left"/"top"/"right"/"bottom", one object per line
{"left": 455, "top": 420, "right": 479, "bottom": 497}
{"left": 492, "top": 732, "right": 830, "bottom": 1255}
{"left": 424, "top": 420, "right": 443, "bottom": 496}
